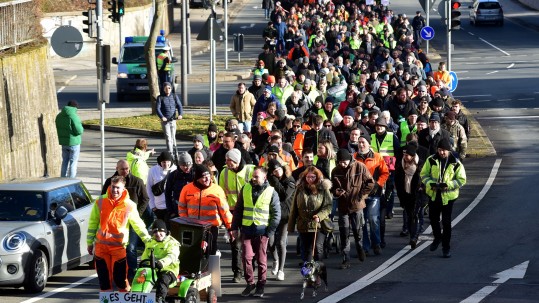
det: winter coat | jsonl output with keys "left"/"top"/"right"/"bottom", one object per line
{"left": 102, "top": 172, "right": 149, "bottom": 216}
{"left": 165, "top": 168, "right": 194, "bottom": 216}
{"left": 141, "top": 235, "right": 180, "bottom": 276}
{"left": 147, "top": 164, "right": 177, "bottom": 210}
{"left": 156, "top": 93, "right": 183, "bottom": 121}
{"left": 55, "top": 105, "right": 84, "bottom": 146}
{"left": 288, "top": 179, "right": 333, "bottom": 233}
{"left": 331, "top": 161, "right": 374, "bottom": 213}
{"left": 267, "top": 169, "right": 295, "bottom": 221}
{"left": 417, "top": 127, "right": 452, "bottom": 156}
{"left": 384, "top": 98, "right": 417, "bottom": 123}
{"left": 303, "top": 127, "right": 339, "bottom": 152}
{"left": 420, "top": 153, "right": 467, "bottom": 205}
{"left": 126, "top": 148, "right": 151, "bottom": 185}
{"left": 230, "top": 90, "right": 257, "bottom": 122}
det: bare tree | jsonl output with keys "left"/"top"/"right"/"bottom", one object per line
{"left": 145, "top": 0, "right": 166, "bottom": 114}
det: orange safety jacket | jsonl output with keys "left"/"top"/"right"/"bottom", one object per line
{"left": 353, "top": 150, "right": 390, "bottom": 187}
{"left": 178, "top": 182, "right": 233, "bottom": 229}
{"left": 87, "top": 188, "right": 150, "bottom": 247}
{"left": 293, "top": 123, "right": 312, "bottom": 157}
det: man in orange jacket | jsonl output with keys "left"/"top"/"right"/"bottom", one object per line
{"left": 87, "top": 176, "right": 151, "bottom": 292}
{"left": 179, "top": 164, "right": 234, "bottom": 254}
{"left": 354, "top": 133, "right": 389, "bottom": 256}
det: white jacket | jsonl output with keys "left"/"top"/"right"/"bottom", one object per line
{"left": 147, "top": 164, "right": 177, "bottom": 210}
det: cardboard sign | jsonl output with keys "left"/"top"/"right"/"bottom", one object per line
{"left": 99, "top": 292, "right": 156, "bottom": 303}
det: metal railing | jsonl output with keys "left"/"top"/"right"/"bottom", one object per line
{"left": 0, "top": 0, "right": 39, "bottom": 52}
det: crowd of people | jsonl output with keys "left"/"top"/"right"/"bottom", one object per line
{"left": 86, "top": 0, "right": 472, "bottom": 299}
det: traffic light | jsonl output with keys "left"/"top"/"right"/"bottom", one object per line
{"left": 82, "top": 9, "right": 97, "bottom": 38}
{"left": 451, "top": 1, "right": 461, "bottom": 30}
{"left": 117, "top": 0, "right": 125, "bottom": 18}
{"left": 108, "top": 0, "right": 118, "bottom": 23}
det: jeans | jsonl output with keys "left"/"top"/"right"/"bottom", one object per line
{"left": 160, "top": 120, "right": 177, "bottom": 155}
{"left": 269, "top": 220, "right": 288, "bottom": 271}
{"left": 338, "top": 210, "right": 364, "bottom": 260}
{"left": 362, "top": 196, "right": 381, "bottom": 251}
{"left": 429, "top": 196, "right": 455, "bottom": 251}
{"left": 264, "top": 8, "right": 270, "bottom": 19}
{"left": 127, "top": 227, "right": 140, "bottom": 281}
{"left": 61, "top": 145, "right": 80, "bottom": 178}
{"left": 299, "top": 231, "right": 326, "bottom": 262}
{"left": 242, "top": 234, "right": 269, "bottom": 286}
{"left": 237, "top": 121, "right": 251, "bottom": 133}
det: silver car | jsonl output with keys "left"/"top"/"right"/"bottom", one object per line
{"left": 469, "top": 0, "right": 504, "bottom": 26}
{"left": 0, "top": 178, "right": 94, "bottom": 293}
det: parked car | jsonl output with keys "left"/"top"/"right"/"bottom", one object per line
{"left": 0, "top": 178, "right": 94, "bottom": 293}
{"left": 469, "top": 0, "right": 504, "bottom": 26}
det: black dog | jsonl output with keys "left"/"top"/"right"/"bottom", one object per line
{"left": 300, "top": 260, "right": 328, "bottom": 299}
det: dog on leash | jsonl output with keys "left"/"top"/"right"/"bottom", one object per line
{"left": 300, "top": 260, "right": 328, "bottom": 299}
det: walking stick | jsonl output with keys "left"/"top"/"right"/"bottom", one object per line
{"left": 312, "top": 218, "right": 318, "bottom": 259}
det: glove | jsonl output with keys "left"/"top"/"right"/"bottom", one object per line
{"left": 371, "top": 183, "right": 380, "bottom": 195}
{"left": 438, "top": 183, "right": 448, "bottom": 189}
{"left": 155, "top": 260, "right": 163, "bottom": 270}
{"left": 430, "top": 183, "right": 439, "bottom": 190}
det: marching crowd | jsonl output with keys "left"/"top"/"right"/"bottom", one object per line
{"left": 85, "top": 0, "right": 471, "bottom": 299}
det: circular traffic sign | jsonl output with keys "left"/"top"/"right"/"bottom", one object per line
{"left": 420, "top": 26, "right": 435, "bottom": 41}
{"left": 51, "top": 25, "right": 83, "bottom": 58}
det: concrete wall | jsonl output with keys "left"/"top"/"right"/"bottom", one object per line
{"left": 41, "top": 2, "right": 174, "bottom": 59}
{"left": 0, "top": 43, "right": 61, "bottom": 180}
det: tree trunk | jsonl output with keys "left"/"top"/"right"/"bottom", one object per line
{"left": 145, "top": 0, "right": 166, "bottom": 115}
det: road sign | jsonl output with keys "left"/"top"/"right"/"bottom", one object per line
{"left": 449, "top": 71, "right": 458, "bottom": 92}
{"left": 197, "top": 16, "right": 225, "bottom": 41}
{"left": 51, "top": 25, "right": 83, "bottom": 58}
{"left": 420, "top": 26, "right": 435, "bottom": 41}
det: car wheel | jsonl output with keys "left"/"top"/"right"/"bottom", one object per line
{"left": 24, "top": 249, "right": 48, "bottom": 293}
{"left": 185, "top": 287, "right": 200, "bottom": 303}
{"left": 206, "top": 287, "right": 217, "bottom": 303}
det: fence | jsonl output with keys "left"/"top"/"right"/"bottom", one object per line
{"left": 0, "top": 0, "right": 39, "bottom": 52}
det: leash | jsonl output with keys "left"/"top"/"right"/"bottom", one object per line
{"left": 312, "top": 218, "right": 318, "bottom": 259}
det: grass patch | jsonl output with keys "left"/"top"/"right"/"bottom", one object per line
{"left": 84, "top": 113, "right": 235, "bottom": 137}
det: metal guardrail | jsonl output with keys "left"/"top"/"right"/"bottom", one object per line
{"left": 0, "top": 0, "right": 37, "bottom": 52}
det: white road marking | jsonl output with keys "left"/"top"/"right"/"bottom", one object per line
{"left": 20, "top": 273, "right": 98, "bottom": 303}
{"left": 56, "top": 86, "right": 65, "bottom": 93}
{"left": 479, "top": 37, "right": 511, "bottom": 56}
{"left": 507, "top": 63, "right": 514, "bottom": 69}
{"left": 496, "top": 99, "right": 511, "bottom": 102}
{"left": 455, "top": 94, "right": 492, "bottom": 97}
{"left": 486, "top": 71, "right": 499, "bottom": 75}
{"left": 319, "top": 159, "right": 503, "bottom": 303}
{"left": 476, "top": 115, "right": 539, "bottom": 119}
{"left": 517, "top": 98, "right": 534, "bottom": 101}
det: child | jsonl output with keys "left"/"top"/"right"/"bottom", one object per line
{"left": 135, "top": 219, "right": 180, "bottom": 303}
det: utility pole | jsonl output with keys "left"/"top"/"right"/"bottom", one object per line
{"left": 209, "top": 4, "right": 215, "bottom": 121}
{"left": 97, "top": 0, "right": 106, "bottom": 186}
{"left": 224, "top": 0, "right": 228, "bottom": 70}
{"left": 181, "top": 0, "right": 188, "bottom": 105}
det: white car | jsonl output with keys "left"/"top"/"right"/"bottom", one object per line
{"left": 469, "top": 0, "right": 504, "bottom": 26}
{"left": 0, "top": 178, "right": 94, "bottom": 293}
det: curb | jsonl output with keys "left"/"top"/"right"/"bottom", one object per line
{"left": 462, "top": 107, "right": 497, "bottom": 158}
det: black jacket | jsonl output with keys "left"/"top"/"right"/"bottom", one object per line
{"left": 165, "top": 168, "right": 194, "bottom": 216}
{"left": 303, "top": 127, "right": 338, "bottom": 152}
{"left": 417, "top": 128, "right": 452, "bottom": 156}
{"left": 267, "top": 173, "right": 295, "bottom": 221}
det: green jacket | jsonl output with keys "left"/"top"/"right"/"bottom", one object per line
{"left": 141, "top": 235, "right": 181, "bottom": 276}
{"left": 288, "top": 179, "right": 333, "bottom": 233}
{"left": 55, "top": 105, "right": 83, "bottom": 146}
{"left": 420, "top": 153, "right": 467, "bottom": 205}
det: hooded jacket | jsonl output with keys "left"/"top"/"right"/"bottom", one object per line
{"left": 288, "top": 179, "right": 333, "bottom": 233}
{"left": 55, "top": 105, "right": 84, "bottom": 146}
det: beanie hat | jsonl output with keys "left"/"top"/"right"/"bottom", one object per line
{"left": 267, "top": 75, "right": 276, "bottom": 84}
{"left": 267, "top": 159, "right": 283, "bottom": 172}
{"left": 380, "top": 82, "right": 388, "bottom": 89}
{"left": 360, "top": 133, "right": 371, "bottom": 144}
{"left": 208, "top": 123, "right": 218, "bottom": 133}
{"left": 343, "top": 107, "right": 355, "bottom": 118}
{"left": 193, "top": 164, "right": 211, "bottom": 180}
{"left": 177, "top": 152, "right": 193, "bottom": 166}
{"left": 268, "top": 145, "right": 280, "bottom": 154}
{"left": 254, "top": 74, "right": 262, "bottom": 81}
{"left": 445, "top": 111, "right": 457, "bottom": 120}
{"left": 408, "top": 108, "right": 419, "bottom": 116}
{"left": 437, "top": 137, "right": 452, "bottom": 151}
{"left": 162, "top": 82, "right": 172, "bottom": 88}
{"left": 152, "top": 219, "right": 168, "bottom": 233}
{"left": 365, "top": 94, "right": 375, "bottom": 104}
{"left": 429, "top": 112, "right": 441, "bottom": 123}
{"left": 418, "top": 115, "right": 428, "bottom": 123}
{"left": 157, "top": 151, "right": 173, "bottom": 163}
{"left": 325, "top": 96, "right": 335, "bottom": 104}
{"left": 432, "top": 97, "right": 444, "bottom": 107}
{"left": 67, "top": 100, "right": 79, "bottom": 108}
{"left": 404, "top": 143, "right": 418, "bottom": 157}
{"left": 193, "top": 134, "right": 204, "bottom": 143}
{"left": 336, "top": 149, "right": 352, "bottom": 162}
{"left": 226, "top": 148, "right": 242, "bottom": 164}
{"left": 265, "top": 85, "right": 273, "bottom": 92}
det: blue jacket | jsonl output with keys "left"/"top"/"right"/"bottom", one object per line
{"left": 252, "top": 93, "right": 280, "bottom": 126}
{"left": 157, "top": 93, "right": 183, "bottom": 121}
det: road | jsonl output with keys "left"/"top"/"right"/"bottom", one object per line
{"left": 4, "top": 0, "right": 539, "bottom": 302}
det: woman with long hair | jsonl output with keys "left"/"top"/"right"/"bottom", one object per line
{"left": 288, "top": 166, "right": 332, "bottom": 262}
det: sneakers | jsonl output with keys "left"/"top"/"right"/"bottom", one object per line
{"left": 340, "top": 259, "right": 351, "bottom": 269}
{"left": 373, "top": 245, "right": 382, "bottom": 255}
{"left": 232, "top": 272, "right": 242, "bottom": 283}
{"left": 276, "top": 270, "right": 285, "bottom": 281}
{"left": 241, "top": 284, "right": 256, "bottom": 297}
{"left": 442, "top": 248, "right": 451, "bottom": 258}
{"left": 430, "top": 239, "right": 441, "bottom": 251}
{"left": 253, "top": 285, "right": 265, "bottom": 297}
{"left": 271, "top": 261, "right": 279, "bottom": 276}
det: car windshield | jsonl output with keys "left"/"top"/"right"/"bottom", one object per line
{"left": 121, "top": 46, "right": 166, "bottom": 64}
{"left": 0, "top": 191, "right": 46, "bottom": 221}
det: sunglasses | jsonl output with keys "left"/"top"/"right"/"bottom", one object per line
{"left": 218, "top": 135, "right": 224, "bottom": 138}
{"left": 293, "top": 125, "right": 301, "bottom": 128}
{"left": 324, "top": 124, "right": 332, "bottom": 127}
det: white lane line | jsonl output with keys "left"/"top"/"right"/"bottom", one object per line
{"left": 56, "top": 86, "right": 65, "bottom": 93}
{"left": 478, "top": 37, "right": 511, "bottom": 56}
{"left": 517, "top": 98, "right": 535, "bottom": 101}
{"left": 319, "top": 159, "right": 503, "bottom": 303}
{"left": 496, "top": 99, "right": 511, "bottom": 102}
{"left": 473, "top": 100, "right": 492, "bottom": 103}
{"left": 20, "top": 273, "right": 98, "bottom": 303}
{"left": 507, "top": 63, "right": 514, "bottom": 69}
{"left": 455, "top": 94, "right": 492, "bottom": 97}
{"left": 475, "top": 115, "right": 539, "bottom": 119}
{"left": 486, "top": 71, "right": 499, "bottom": 75}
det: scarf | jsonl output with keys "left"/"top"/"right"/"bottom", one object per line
{"left": 402, "top": 154, "right": 418, "bottom": 194}
{"left": 429, "top": 127, "right": 440, "bottom": 138}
